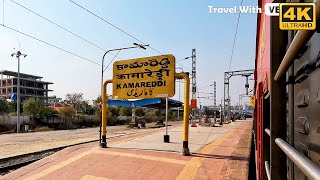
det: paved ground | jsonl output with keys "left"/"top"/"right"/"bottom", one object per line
{"left": 111, "top": 120, "right": 239, "bottom": 153}
{"left": 0, "top": 122, "right": 181, "bottom": 159}
{"left": 2, "top": 119, "right": 253, "bottom": 180}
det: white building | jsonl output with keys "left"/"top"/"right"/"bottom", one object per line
{"left": 48, "top": 95, "right": 62, "bottom": 105}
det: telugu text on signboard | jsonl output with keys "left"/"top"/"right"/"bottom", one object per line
{"left": 112, "top": 54, "right": 175, "bottom": 99}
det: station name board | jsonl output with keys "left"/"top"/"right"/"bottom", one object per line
{"left": 112, "top": 54, "right": 175, "bottom": 99}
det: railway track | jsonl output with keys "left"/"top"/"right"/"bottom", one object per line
{"left": 0, "top": 131, "right": 138, "bottom": 176}
{"left": 0, "top": 122, "right": 180, "bottom": 176}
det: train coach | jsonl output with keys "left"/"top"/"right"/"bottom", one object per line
{"left": 253, "top": 0, "right": 320, "bottom": 179}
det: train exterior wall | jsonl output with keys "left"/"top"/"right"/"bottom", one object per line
{"left": 254, "top": 0, "right": 272, "bottom": 179}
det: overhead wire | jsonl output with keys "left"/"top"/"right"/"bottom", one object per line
{"left": 198, "top": 92, "right": 213, "bottom": 95}
{"left": 8, "top": 0, "right": 122, "bottom": 62}
{"left": 0, "top": 24, "right": 111, "bottom": 68}
{"left": 69, "top": 0, "right": 161, "bottom": 53}
{"left": 104, "top": 50, "right": 121, "bottom": 72}
{"left": 227, "top": 0, "right": 244, "bottom": 71}
{"left": 2, "top": 0, "right": 4, "bottom": 25}
{"left": 198, "top": 84, "right": 214, "bottom": 89}
{"left": 68, "top": 0, "right": 189, "bottom": 69}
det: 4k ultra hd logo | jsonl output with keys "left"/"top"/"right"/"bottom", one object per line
{"left": 279, "top": 3, "right": 316, "bottom": 30}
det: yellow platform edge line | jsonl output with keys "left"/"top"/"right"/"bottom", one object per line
{"left": 80, "top": 175, "right": 112, "bottom": 180}
{"left": 176, "top": 123, "right": 240, "bottom": 180}
{"left": 94, "top": 150, "right": 188, "bottom": 165}
{"left": 24, "top": 147, "right": 98, "bottom": 180}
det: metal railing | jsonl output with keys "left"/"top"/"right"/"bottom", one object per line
{"left": 264, "top": 128, "right": 320, "bottom": 179}
{"left": 265, "top": 128, "right": 270, "bottom": 136}
{"left": 275, "top": 138, "right": 320, "bottom": 180}
{"left": 265, "top": 161, "right": 271, "bottom": 180}
{"left": 274, "top": 0, "right": 320, "bottom": 81}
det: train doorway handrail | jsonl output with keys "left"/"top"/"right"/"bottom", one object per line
{"left": 274, "top": 138, "right": 320, "bottom": 180}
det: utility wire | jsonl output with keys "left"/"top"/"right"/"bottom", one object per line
{"left": 228, "top": 0, "right": 244, "bottom": 71}
{"left": 68, "top": 0, "right": 189, "bottom": 69}
{"left": 198, "top": 92, "right": 213, "bottom": 95}
{"left": 104, "top": 50, "right": 121, "bottom": 72}
{"left": 177, "top": 57, "right": 191, "bottom": 62}
{"left": 1, "top": 24, "right": 112, "bottom": 68}
{"left": 178, "top": 63, "right": 192, "bottom": 72}
{"left": 198, "top": 84, "right": 214, "bottom": 89}
{"left": 2, "top": 0, "right": 4, "bottom": 25}
{"left": 69, "top": 0, "right": 161, "bottom": 54}
{"left": 9, "top": 0, "right": 122, "bottom": 61}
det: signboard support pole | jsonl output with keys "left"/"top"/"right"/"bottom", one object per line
{"left": 214, "top": 82, "right": 216, "bottom": 124}
{"left": 164, "top": 97, "right": 169, "bottom": 143}
{"left": 175, "top": 73, "right": 190, "bottom": 156}
{"left": 101, "top": 79, "right": 113, "bottom": 148}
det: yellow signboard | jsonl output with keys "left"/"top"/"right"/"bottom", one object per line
{"left": 112, "top": 54, "right": 175, "bottom": 99}
{"left": 279, "top": 3, "right": 316, "bottom": 30}
{"left": 250, "top": 96, "right": 255, "bottom": 107}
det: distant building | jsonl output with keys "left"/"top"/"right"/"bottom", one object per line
{"left": 0, "top": 70, "right": 53, "bottom": 103}
{"left": 51, "top": 102, "right": 72, "bottom": 112}
{"left": 48, "top": 95, "right": 62, "bottom": 105}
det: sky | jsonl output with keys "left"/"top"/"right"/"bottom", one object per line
{"left": 0, "top": 0, "right": 257, "bottom": 106}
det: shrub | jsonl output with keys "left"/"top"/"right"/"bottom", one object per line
{"left": 34, "top": 126, "right": 53, "bottom": 132}
{"left": 109, "top": 107, "right": 120, "bottom": 116}
{"left": 0, "top": 99, "right": 8, "bottom": 114}
{"left": 119, "top": 107, "right": 132, "bottom": 116}
{"left": 135, "top": 108, "right": 145, "bottom": 116}
{"left": 55, "top": 122, "right": 77, "bottom": 130}
{"left": 59, "top": 106, "right": 75, "bottom": 119}
{"left": 107, "top": 116, "right": 119, "bottom": 126}
{"left": 0, "top": 124, "right": 15, "bottom": 133}
{"left": 22, "top": 98, "right": 44, "bottom": 118}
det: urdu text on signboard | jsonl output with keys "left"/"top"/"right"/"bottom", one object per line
{"left": 112, "top": 54, "right": 175, "bottom": 99}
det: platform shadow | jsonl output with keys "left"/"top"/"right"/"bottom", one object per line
{"left": 191, "top": 153, "right": 249, "bottom": 161}
{"left": 107, "top": 147, "right": 181, "bottom": 153}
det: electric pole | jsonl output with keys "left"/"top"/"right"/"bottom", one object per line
{"left": 223, "top": 70, "right": 254, "bottom": 123}
{"left": 11, "top": 50, "right": 27, "bottom": 133}
{"left": 191, "top": 49, "right": 197, "bottom": 127}
{"left": 243, "top": 74, "right": 250, "bottom": 95}
{"left": 213, "top": 82, "right": 216, "bottom": 121}
{"left": 220, "top": 98, "right": 223, "bottom": 125}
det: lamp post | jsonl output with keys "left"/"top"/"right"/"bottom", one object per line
{"left": 99, "top": 43, "right": 148, "bottom": 146}
{"left": 176, "top": 67, "right": 184, "bottom": 121}
{"left": 11, "top": 50, "right": 27, "bottom": 133}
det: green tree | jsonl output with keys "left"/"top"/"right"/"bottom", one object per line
{"left": 135, "top": 108, "right": 145, "bottom": 116}
{"left": 80, "top": 100, "right": 90, "bottom": 114}
{"left": 154, "top": 109, "right": 161, "bottom": 116}
{"left": 65, "top": 93, "right": 83, "bottom": 113}
{"left": 145, "top": 109, "right": 161, "bottom": 117}
{"left": 109, "top": 107, "right": 119, "bottom": 116}
{"left": 0, "top": 99, "right": 8, "bottom": 114}
{"left": 59, "top": 106, "right": 75, "bottom": 119}
{"left": 95, "top": 109, "right": 101, "bottom": 122}
{"left": 119, "top": 107, "right": 132, "bottom": 116}
{"left": 7, "top": 101, "right": 17, "bottom": 113}
{"left": 40, "top": 106, "right": 58, "bottom": 118}
{"left": 22, "top": 98, "right": 44, "bottom": 118}
{"left": 86, "top": 105, "right": 97, "bottom": 115}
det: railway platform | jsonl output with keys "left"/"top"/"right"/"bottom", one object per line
{"left": 2, "top": 119, "right": 253, "bottom": 180}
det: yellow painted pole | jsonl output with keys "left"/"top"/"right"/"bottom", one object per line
{"left": 175, "top": 73, "right": 190, "bottom": 156}
{"left": 101, "top": 79, "right": 112, "bottom": 148}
